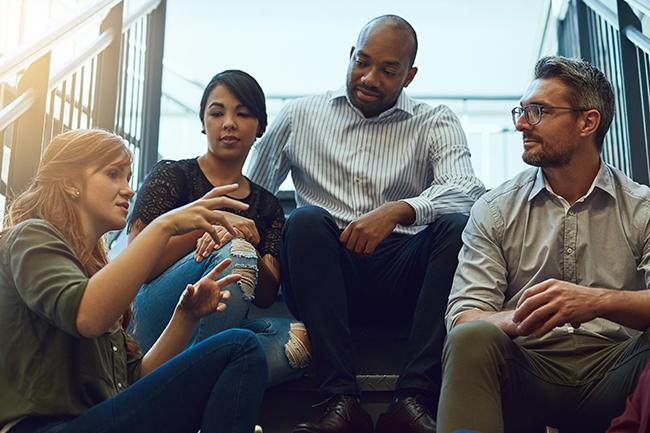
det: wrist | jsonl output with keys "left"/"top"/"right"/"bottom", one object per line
{"left": 173, "top": 305, "right": 199, "bottom": 326}
{"left": 387, "top": 201, "right": 416, "bottom": 226}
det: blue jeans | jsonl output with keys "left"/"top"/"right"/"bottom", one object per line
{"left": 11, "top": 329, "right": 266, "bottom": 433}
{"left": 132, "top": 239, "right": 306, "bottom": 386}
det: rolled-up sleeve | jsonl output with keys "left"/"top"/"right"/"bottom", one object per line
{"left": 445, "top": 196, "right": 508, "bottom": 330}
{"left": 10, "top": 221, "right": 88, "bottom": 337}
{"left": 401, "top": 106, "right": 485, "bottom": 224}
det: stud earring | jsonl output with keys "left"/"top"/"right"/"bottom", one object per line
{"left": 73, "top": 189, "right": 80, "bottom": 198}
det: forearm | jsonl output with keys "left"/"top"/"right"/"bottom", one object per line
{"left": 147, "top": 231, "right": 203, "bottom": 281}
{"left": 77, "top": 220, "right": 173, "bottom": 337}
{"left": 597, "top": 289, "right": 650, "bottom": 331}
{"left": 140, "top": 307, "right": 197, "bottom": 376}
{"left": 130, "top": 223, "right": 203, "bottom": 282}
{"left": 455, "top": 309, "right": 519, "bottom": 337}
{"left": 252, "top": 254, "right": 280, "bottom": 308}
{"left": 385, "top": 201, "right": 416, "bottom": 226}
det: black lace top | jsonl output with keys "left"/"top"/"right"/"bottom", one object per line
{"left": 128, "top": 158, "right": 284, "bottom": 259}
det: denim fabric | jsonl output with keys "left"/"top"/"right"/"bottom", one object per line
{"left": 11, "top": 329, "right": 266, "bottom": 433}
{"left": 132, "top": 240, "right": 305, "bottom": 386}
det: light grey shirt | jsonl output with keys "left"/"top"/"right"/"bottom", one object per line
{"left": 247, "top": 87, "right": 485, "bottom": 234}
{"left": 446, "top": 162, "right": 650, "bottom": 342}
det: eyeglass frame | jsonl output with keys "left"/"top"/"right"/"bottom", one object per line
{"left": 511, "top": 104, "right": 589, "bottom": 126}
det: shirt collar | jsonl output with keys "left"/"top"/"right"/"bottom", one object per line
{"left": 329, "top": 86, "right": 415, "bottom": 118}
{"left": 527, "top": 160, "right": 616, "bottom": 202}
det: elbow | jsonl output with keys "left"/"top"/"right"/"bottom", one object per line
{"left": 75, "top": 312, "right": 110, "bottom": 339}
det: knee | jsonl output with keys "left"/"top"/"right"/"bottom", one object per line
{"left": 444, "top": 320, "right": 511, "bottom": 368}
{"left": 435, "top": 213, "right": 468, "bottom": 239}
{"left": 284, "top": 206, "right": 333, "bottom": 239}
{"left": 285, "top": 322, "right": 311, "bottom": 369}
{"left": 204, "top": 238, "right": 258, "bottom": 301}
{"left": 426, "top": 213, "right": 469, "bottom": 252}
{"left": 228, "top": 238, "right": 259, "bottom": 301}
{"left": 224, "top": 328, "right": 266, "bottom": 360}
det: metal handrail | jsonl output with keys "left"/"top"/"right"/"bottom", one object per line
{"left": 625, "top": 0, "right": 650, "bottom": 18}
{"left": 624, "top": 25, "right": 650, "bottom": 56}
{"left": 0, "top": 0, "right": 119, "bottom": 83}
{"left": 0, "top": 91, "right": 34, "bottom": 131}
{"left": 124, "top": 0, "right": 162, "bottom": 30}
{"left": 583, "top": 0, "right": 619, "bottom": 28}
{"left": 48, "top": 30, "right": 114, "bottom": 91}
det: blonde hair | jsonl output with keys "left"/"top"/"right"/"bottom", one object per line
{"left": 5, "top": 129, "right": 132, "bottom": 276}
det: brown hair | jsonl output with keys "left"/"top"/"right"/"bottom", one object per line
{"left": 5, "top": 129, "right": 139, "bottom": 352}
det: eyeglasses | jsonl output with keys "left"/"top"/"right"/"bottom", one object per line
{"left": 511, "top": 104, "right": 588, "bottom": 126}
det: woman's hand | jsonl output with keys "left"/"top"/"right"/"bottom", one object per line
{"left": 218, "top": 212, "right": 261, "bottom": 245}
{"left": 194, "top": 225, "right": 242, "bottom": 262}
{"left": 177, "top": 258, "right": 240, "bottom": 320}
{"left": 157, "top": 184, "right": 249, "bottom": 241}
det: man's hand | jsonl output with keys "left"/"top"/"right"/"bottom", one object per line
{"left": 513, "top": 279, "right": 606, "bottom": 338}
{"left": 340, "top": 202, "right": 415, "bottom": 256}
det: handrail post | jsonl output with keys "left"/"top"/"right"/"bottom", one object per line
{"left": 617, "top": 0, "right": 649, "bottom": 185}
{"left": 576, "top": 0, "right": 593, "bottom": 61}
{"left": 140, "top": 0, "right": 166, "bottom": 178}
{"left": 93, "top": 1, "right": 123, "bottom": 131}
{"left": 7, "top": 53, "right": 51, "bottom": 200}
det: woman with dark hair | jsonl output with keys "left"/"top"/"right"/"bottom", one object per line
{"left": 128, "top": 70, "right": 310, "bottom": 386}
{"left": 0, "top": 129, "right": 267, "bottom": 433}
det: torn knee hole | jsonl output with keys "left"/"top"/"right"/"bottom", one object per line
{"left": 285, "top": 322, "right": 311, "bottom": 369}
{"left": 231, "top": 238, "right": 257, "bottom": 258}
{"left": 230, "top": 238, "right": 258, "bottom": 300}
{"left": 232, "top": 267, "right": 257, "bottom": 300}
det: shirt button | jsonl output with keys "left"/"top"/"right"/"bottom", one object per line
{"left": 567, "top": 247, "right": 574, "bottom": 254}
{"left": 117, "top": 382, "right": 123, "bottom": 389}
{"left": 112, "top": 346, "right": 118, "bottom": 352}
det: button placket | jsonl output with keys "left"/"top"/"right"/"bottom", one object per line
{"left": 563, "top": 208, "right": 578, "bottom": 283}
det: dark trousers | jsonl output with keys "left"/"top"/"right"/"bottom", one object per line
{"left": 280, "top": 205, "right": 467, "bottom": 410}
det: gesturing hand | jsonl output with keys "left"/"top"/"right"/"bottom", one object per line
{"left": 160, "top": 184, "right": 249, "bottom": 242}
{"left": 177, "top": 258, "right": 239, "bottom": 319}
{"left": 513, "top": 278, "right": 605, "bottom": 338}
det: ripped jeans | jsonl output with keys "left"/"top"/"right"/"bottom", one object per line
{"left": 132, "top": 238, "right": 308, "bottom": 386}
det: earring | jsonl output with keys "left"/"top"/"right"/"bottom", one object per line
{"left": 73, "top": 189, "right": 80, "bottom": 199}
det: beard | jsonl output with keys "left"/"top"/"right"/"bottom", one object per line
{"left": 522, "top": 135, "right": 575, "bottom": 168}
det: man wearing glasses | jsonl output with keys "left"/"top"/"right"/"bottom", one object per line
{"left": 438, "top": 55, "right": 650, "bottom": 433}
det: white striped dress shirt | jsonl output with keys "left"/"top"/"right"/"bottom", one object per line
{"left": 247, "top": 87, "right": 485, "bottom": 235}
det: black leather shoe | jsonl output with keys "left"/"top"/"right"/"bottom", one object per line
{"left": 375, "top": 396, "right": 436, "bottom": 433}
{"left": 293, "top": 395, "right": 373, "bottom": 433}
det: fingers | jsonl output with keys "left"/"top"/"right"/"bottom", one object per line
{"left": 195, "top": 232, "right": 218, "bottom": 262}
{"left": 515, "top": 302, "right": 558, "bottom": 336}
{"left": 340, "top": 224, "right": 352, "bottom": 246}
{"left": 215, "top": 273, "right": 241, "bottom": 289}
{"left": 516, "top": 279, "right": 555, "bottom": 308}
{"left": 203, "top": 196, "right": 249, "bottom": 212}
{"left": 201, "top": 184, "right": 239, "bottom": 200}
{"left": 204, "top": 258, "right": 232, "bottom": 280}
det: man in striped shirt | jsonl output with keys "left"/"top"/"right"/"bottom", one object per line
{"left": 248, "top": 14, "right": 484, "bottom": 433}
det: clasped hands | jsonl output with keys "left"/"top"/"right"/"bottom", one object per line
{"left": 504, "top": 278, "right": 605, "bottom": 338}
